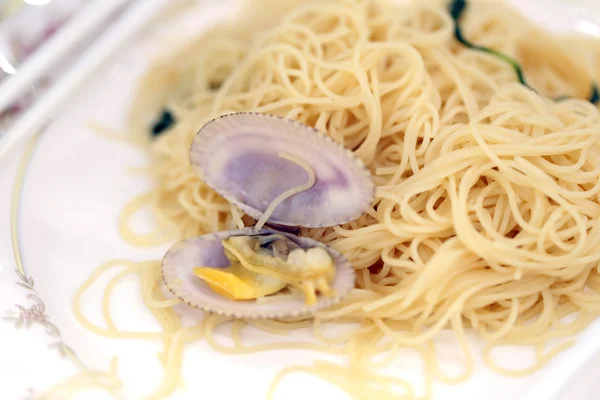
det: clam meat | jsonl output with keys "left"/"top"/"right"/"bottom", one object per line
{"left": 195, "top": 233, "right": 336, "bottom": 305}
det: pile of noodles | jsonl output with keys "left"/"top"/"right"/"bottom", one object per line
{"left": 74, "top": 0, "right": 600, "bottom": 398}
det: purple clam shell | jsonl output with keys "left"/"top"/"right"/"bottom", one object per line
{"left": 161, "top": 228, "right": 356, "bottom": 319}
{"left": 190, "top": 113, "right": 374, "bottom": 228}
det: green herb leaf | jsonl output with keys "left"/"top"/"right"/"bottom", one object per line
{"left": 448, "top": 0, "right": 598, "bottom": 104}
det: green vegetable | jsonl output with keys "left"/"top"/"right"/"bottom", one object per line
{"left": 151, "top": 109, "right": 176, "bottom": 137}
{"left": 449, "top": 0, "right": 599, "bottom": 104}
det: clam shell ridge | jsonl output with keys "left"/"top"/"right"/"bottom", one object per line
{"left": 190, "top": 112, "right": 375, "bottom": 228}
{"left": 161, "top": 228, "right": 356, "bottom": 319}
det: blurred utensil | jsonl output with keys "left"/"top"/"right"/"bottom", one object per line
{"left": 0, "top": 0, "right": 131, "bottom": 114}
{"left": 0, "top": 0, "right": 171, "bottom": 160}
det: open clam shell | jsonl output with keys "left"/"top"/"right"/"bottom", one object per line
{"left": 190, "top": 112, "right": 374, "bottom": 228}
{"left": 162, "top": 228, "right": 355, "bottom": 319}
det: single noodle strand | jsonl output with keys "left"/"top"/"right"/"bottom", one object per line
{"left": 255, "top": 151, "right": 316, "bottom": 230}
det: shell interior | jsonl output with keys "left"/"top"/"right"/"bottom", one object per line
{"left": 190, "top": 112, "right": 375, "bottom": 228}
{"left": 161, "top": 228, "right": 355, "bottom": 319}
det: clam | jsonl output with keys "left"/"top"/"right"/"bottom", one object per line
{"left": 162, "top": 228, "right": 356, "bottom": 319}
{"left": 162, "top": 113, "right": 374, "bottom": 319}
{"left": 189, "top": 112, "right": 373, "bottom": 228}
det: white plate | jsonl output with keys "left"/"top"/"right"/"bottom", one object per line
{"left": 1, "top": 1, "right": 600, "bottom": 399}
